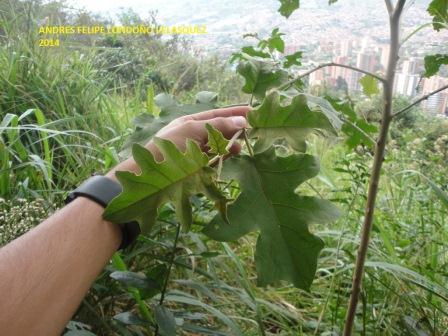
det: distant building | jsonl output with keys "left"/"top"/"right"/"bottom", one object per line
{"left": 392, "top": 57, "right": 425, "bottom": 97}
{"left": 421, "top": 76, "right": 448, "bottom": 115}
{"left": 340, "top": 40, "right": 353, "bottom": 57}
{"left": 378, "top": 44, "right": 390, "bottom": 70}
{"left": 355, "top": 51, "right": 377, "bottom": 73}
{"left": 394, "top": 73, "right": 420, "bottom": 96}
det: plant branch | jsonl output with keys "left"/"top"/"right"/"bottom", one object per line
{"left": 154, "top": 221, "right": 181, "bottom": 336}
{"left": 393, "top": 84, "right": 448, "bottom": 118}
{"left": 343, "top": 0, "right": 406, "bottom": 335}
{"left": 279, "top": 62, "right": 386, "bottom": 91}
{"left": 385, "top": 0, "right": 393, "bottom": 14}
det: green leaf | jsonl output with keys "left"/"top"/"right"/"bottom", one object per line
{"left": 248, "top": 91, "right": 339, "bottom": 152}
{"left": 284, "top": 51, "right": 302, "bottom": 68}
{"left": 110, "top": 271, "right": 159, "bottom": 290}
{"left": 278, "top": 0, "right": 300, "bottom": 18}
{"left": 203, "top": 148, "right": 339, "bottom": 290}
{"left": 154, "top": 306, "right": 177, "bottom": 336}
{"left": 206, "top": 123, "right": 229, "bottom": 155}
{"left": 326, "top": 96, "right": 377, "bottom": 149}
{"left": 114, "top": 312, "right": 147, "bottom": 326}
{"left": 424, "top": 54, "right": 448, "bottom": 77}
{"left": 329, "top": 0, "right": 338, "bottom": 4}
{"left": 146, "top": 84, "right": 160, "bottom": 117}
{"left": 142, "top": 264, "right": 166, "bottom": 299}
{"left": 104, "top": 139, "right": 228, "bottom": 233}
{"left": 241, "top": 46, "right": 270, "bottom": 58}
{"left": 427, "top": 0, "right": 448, "bottom": 31}
{"left": 195, "top": 91, "right": 218, "bottom": 105}
{"left": 258, "top": 28, "right": 285, "bottom": 53}
{"left": 2, "top": 113, "right": 28, "bottom": 161}
{"left": 163, "top": 293, "right": 242, "bottom": 334}
{"left": 237, "top": 60, "right": 288, "bottom": 99}
{"left": 360, "top": 75, "right": 380, "bottom": 97}
{"left": 121, "top": 94, "right": 214, "bottom": 156}
{"left": 399, "top": 170, "right": 448, "bottom": 210}
{"left": 267, "top": 33, "right": 285, "bottom": 53}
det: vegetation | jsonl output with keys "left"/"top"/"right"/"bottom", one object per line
{"left": 1, "top": 0, "right": 447, "bottom": 335}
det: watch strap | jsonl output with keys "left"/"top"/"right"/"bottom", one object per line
{"left": 66, "top": 175, "right": 141, "bottom": 250}
{"left": 65, "top": 175, "right": 122, "bottom": 207}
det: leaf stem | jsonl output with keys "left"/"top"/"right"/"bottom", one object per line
{"left": 243, "top": 128, "right": 254, "bottom": 156}
{"left": 154, "top": 221, "right": 181, "bottom": 335}
{"left": 159, "top": 222, "right": 181, "bottom": 305}
{"left": 217, "top": 156, "right": 224, "bottom": 180}
{"left": 208, "top": 129, "right": 244, "bottom": 166}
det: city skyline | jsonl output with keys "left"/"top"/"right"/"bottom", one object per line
{"left": 65, "top": 0, "right": 447, "bottom": 115}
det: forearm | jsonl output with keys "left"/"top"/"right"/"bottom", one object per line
{"left": 0, "top": 197, "right": 121, "bottom": 335}
{"left": 0, "top": 107, "right": 248, "bottom": 335}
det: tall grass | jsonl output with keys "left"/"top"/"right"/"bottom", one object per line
{"left": 0, "top": 1, "right": 130, "bottom": 200}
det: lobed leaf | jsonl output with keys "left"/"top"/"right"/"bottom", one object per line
{"left": 237, "top": 60, "right": 288, "bottom": 99}
{"left": 104, "top": 138, "right": 228, "bottom": 233}
{"left": 360, "top": 75, "right": 380, "bottom": 97}
{"left": 247, "top": 90, "right": 339, "bottom": 152}
{"left": 203, "top": 148, "right": 340, "bottom": 290}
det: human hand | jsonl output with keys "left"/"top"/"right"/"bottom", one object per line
{"left": 107, "top": 106, "right": 250, "bottom": 179}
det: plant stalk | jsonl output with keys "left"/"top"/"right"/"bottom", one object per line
{"left": 343, "top": 1, "right": 406, "bottom": 334}
{"left": 154, "top": 221, "right": 181, "bottom": 335}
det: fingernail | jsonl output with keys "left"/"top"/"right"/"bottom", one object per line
{"left": 231, "top": 116, "right": 247, "bottom": 128}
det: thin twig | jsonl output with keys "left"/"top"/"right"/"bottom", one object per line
{"left": 154, "top": 221, "right": 181, "bottom": 336}
{"left": 393, "top": 84, "right": 448, "bottom": 118}
{"left": 158, "top": 222, "right": 181, "bottom": 305}
{"left": 243, "top": 128, "right": 254, "bottom": 156}
{"left": 401, "top": 22, "right": 432, "bottom": 46}
{"left": 279, "top": 62, "right": 386, "bottom": 91}
{"left": 343, "top": 0, "right": 407, "bottom": 335}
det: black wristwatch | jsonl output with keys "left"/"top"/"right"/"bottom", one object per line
{"left": 65, "top": 175, "right": 141, "bottom": 250}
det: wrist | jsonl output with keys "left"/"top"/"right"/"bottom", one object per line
{"left": 66, "top": 175, "right": 141, "bottom": 250}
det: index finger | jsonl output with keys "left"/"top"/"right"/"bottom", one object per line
{"left": 186, "top": 105, "right": 251, "bottom": 121}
